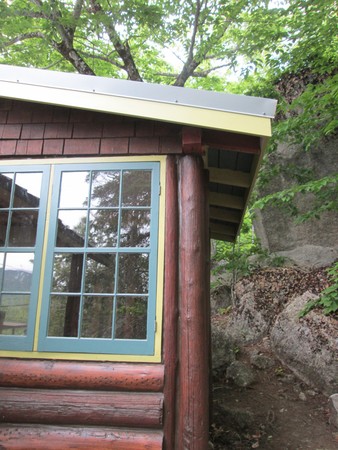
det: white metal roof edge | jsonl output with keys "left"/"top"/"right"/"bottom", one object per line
{"left": 0, "top": 64, "right": 277, "bottom": 119}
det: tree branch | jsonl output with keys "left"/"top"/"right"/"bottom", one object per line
{"left": 156, "top": 62, "right": 232, "bottom": 79}
{"left": 4, "top": 32, "right": 47, "bottom": 46}
{"left": 173, "top": 1, "right": 203, "bottom": 86}
{"left": 88, "top": 0, "right": 142, "bottom": 81}
{"left": 79, "top": 50, "right": 124, "bottom": 70}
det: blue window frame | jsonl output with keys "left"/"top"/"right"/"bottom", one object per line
{"left": 0, "top": 161, "right": 160, "bottom": 357}
{"left": 0, "top": 165, "right": 50, "bottom": 351}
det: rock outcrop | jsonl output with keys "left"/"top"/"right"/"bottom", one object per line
{"left": 254, "top": 134, "right": 338, "bottom": 267}
{"left": 211, "top": 266, "right": 338, "bottom": 395}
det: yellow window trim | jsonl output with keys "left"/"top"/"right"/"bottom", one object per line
{"left": 0, "top": 155, "right": 166, "bottom": 363}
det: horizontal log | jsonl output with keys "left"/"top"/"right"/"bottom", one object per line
{"left": 0, "top": 424, "right": 163, "bottom": 450}
{"left": 0, "top": 359, "right": 164, "bottom": 392}
{"left": 0, "top": 388, "right": 163, "bottom": 429}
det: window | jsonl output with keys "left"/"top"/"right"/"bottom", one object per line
{"left": 0, "top": 159, "right": 162, "bottom": 358}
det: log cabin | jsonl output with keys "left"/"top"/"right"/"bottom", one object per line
{"left": 0, "top": 64, "right": 276, "bottom": 449}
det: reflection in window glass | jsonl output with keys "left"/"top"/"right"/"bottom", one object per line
{"left": 40, "top": 161, "right": 159, "bottom": 355}
{"left": 3, "top": 253, "right": 34, "bottom": 292}
{"left": 90, "top": 171, "right": 120, "bottom": 208}
{"left": 48, "top": 295, "right": 80, "bottom": 337}
{"left": 59, "top": 172, "right": 89, "bottom": 208}
{"left": 118, "top": 253, "right": 149, "bottom": 294}
{"left": 122, "top": 170, "right": 151, "bottom": 206}
{"left": 52, "top": 253, "right": 83, "bottom": 293}
{"left": 57, "top": 210, "right": 87, "bottom": 247}
{"left": 9, "top": 211, "right": 39, "bottom": 247}
{"left": 120, "top": 210, "right": 150, "bottom": 247}
{"left": 0, "top": 173, "right": 13, "bottom": 209}
{"left": 88, "top": 210, "right": 118, "bottom": 247}
{"left": 0, "top": 293, "right": 29, "bottom": 336}
{"left": 81, "top": 296, "right": 113, "bottom": 338}
{"left": 115, "top": 296, "right": 147, "bottom": 339}
{"left": 0, "top": 212, "right": 9, "bottom": 246}
{"left": 13, "top": 173, "right": 42, "bottom": 208}
{"left": 84, "top": 253, "right": 116, "bottom": 293}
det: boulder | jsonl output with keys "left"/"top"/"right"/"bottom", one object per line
{"left": 329, "top": 394, "right": 338, "bottom": 429}
{"left": 226, "top": 361, "right": 256, "bottom": 387}
{"left": 254, "top": 135, "right": 338, "bottom": 268}
{"left": 211, "top": 320, "right": 237, "bottom": 376}
{"left": 270, "top": 291, "right": 338, "bottom": 395}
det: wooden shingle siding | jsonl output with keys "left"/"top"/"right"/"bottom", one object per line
{"left": 0, "top": 99, "right": 183, "bottom": 158}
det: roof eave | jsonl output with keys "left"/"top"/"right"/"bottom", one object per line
{"left": 0, "top": 75, "right": 273, "bottom": 138}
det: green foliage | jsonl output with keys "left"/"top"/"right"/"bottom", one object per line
{"left": 299, "top": 262, "right": 338, "bottom": 317}
{"left": 212, "top": 213, "right": 285, "bottom": 280}
{"left": 253, "top": 174, "right": 338, "bottom": 222}
{"left": 318, "top": 262, "right": 338, "bottom": 315}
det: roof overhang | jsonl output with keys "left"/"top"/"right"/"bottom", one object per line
{"left": 0, "top": 65, "right": 277, "bottom": 242}
{"left": 0, "top": 65, "right": 275, "bottom": 137}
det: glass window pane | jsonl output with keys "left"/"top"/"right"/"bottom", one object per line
{"left": 0, "top": 294, "right": 29, "bottom": 336}
{"left": 13, "top": 172, "right": 42, "bottom": 208}
{"left": 120, "top": 210, "right": 150, "bottom": 247}
{"left": 88, "top": 210, "right": 118, "bottom": 247}
{"left": 0, "top": 212, "right": 8, "bottom": 247}
{"left": 9, "top": 211, "right": 38, "bottom": 247}
{"left": 115, "top": 296, "right": 147, "bottom": 339}
{"left": 81, "top": 296, "right": 113, "bottom": 338}
{"left": 0, "top": 173, "right": 13, "bottom": 208}
{"left": 122, "top": 170, "right": 151, "bottom": 206}
{"left": 90, "top": 171, "right": 120, "bottom": 207}
{"left": 59, "top": 172, "right": 89, "bottom": 208}
{"left": 48, "top": 295, "right": 80, "bottom": 337}
{"left": 57, "top": 210, "right": 87, "bottom": 247}
{"left": 3, "top": 253, "right": 34, "bottom": 292}
{"left": 118, "top": 253, "right": 149, "bottom": 294}
{"left": 52, "top": 253, "right": 84, "bottom": 293}
{"left": 84, "top": 253, "right": 116, "bottom": 293}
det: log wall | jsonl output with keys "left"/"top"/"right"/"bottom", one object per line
{"left": 0, "top": 359, "right": 164, "bottom": 449}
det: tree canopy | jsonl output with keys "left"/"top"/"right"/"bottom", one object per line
{"left": 0, "top": 0, "right": 337, "bottom": 221}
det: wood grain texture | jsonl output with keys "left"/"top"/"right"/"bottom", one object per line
{"left": 163, "top": 155, "right": 179, "bottom": 449}
{"left": 0, "top": 359, "right": 164, "bottom": 392}
{"left": 0, "top": 388, "right": 163, "bottom": 428}
{"left": 0, "top": 424, "right": 163, "bottom": 449}
{"left": 176, "top": 155, "right": 209, "bottom": 449}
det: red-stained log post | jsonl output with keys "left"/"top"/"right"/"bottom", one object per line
{"left": 176, "top": 154, "right": 209, "bottom": 449}
{"left": 163, "top": 155, "right": 179, "bottom": 449}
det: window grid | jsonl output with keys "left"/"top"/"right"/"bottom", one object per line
{"left": 39, "top": 162, "right": 159, "bottom": 355}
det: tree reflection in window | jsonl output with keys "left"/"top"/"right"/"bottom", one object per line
{"left": 0, "top": 171, "right": 43, "bottom": 337}
{"left": 48, "top": 167, "right": 152, "bottom": 342}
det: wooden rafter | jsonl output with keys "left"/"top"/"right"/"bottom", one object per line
{"left": 209, "top": 192, "right": 244, "bottom": 210}
{"left": 210, "top": 222, "right": 237, "bottom": 237}
{"left": 208, "top": 167, "right": 251, "bottom": 188}
{"left": 202, "top": 129, "right": 260, "bottom": 154}
{"left": 209, "top": 207, "right": 241, "bottom": 224}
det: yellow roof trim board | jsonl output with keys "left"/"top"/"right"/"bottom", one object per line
{"left": 0, "top": 65, "right": 276, "bottom": 137}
